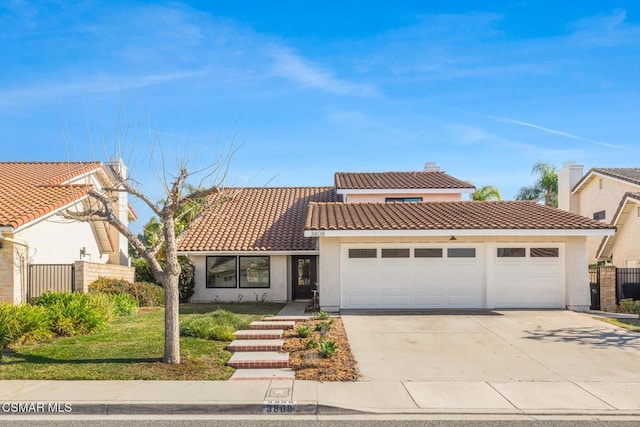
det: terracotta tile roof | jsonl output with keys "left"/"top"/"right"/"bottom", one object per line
{"left": 0, "top": 162, "right": 106, "bottom": 229}
{"left": 334, "top": 171, "right": 475, "bottom": 190}
{"left": 305, "top": 201, "right": 614, "bottom": 231}
{"left": 178, "top": 187, "right": 337, "bottom": 252}
{"left": 574, "top": 167, "right": 640, "bottom": 191}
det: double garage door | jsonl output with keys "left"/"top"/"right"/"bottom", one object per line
{"left": 340, "top": 244, "right": 564, "bottom": 309}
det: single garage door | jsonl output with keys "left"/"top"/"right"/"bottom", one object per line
{"left": 341, "top": 245, "right": 486, "bottom": 309}
{"left": 494, "top": 246, "right": 564, "bottom": 308}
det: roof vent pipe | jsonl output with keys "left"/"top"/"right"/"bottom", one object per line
{"left": 424, "top": 162, "right": 440, "bottom": 172}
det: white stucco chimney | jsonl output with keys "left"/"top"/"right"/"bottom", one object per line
{"left": 424, "top": 162, "right": 440, "bottom": 172}
{"left": 106, "top": 158, "right": 130, "bottom": 266}
{"left": 558, "top": 161, "right": 583, "bottom": 214}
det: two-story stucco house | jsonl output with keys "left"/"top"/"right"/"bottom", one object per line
{"left": 179, "top": 162, "right": 613, "bottom": 312}
{"left": 558, "top": 162, "right": 640, "bottom": 267}
{"left": 0, "top": 161, "right": 136, "bottom": 303}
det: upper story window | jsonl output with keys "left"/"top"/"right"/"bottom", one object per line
{"left": 593, "top": 210, "right": 606, "bottom": 220}
{"left": 385, "top": 197, "right": 423, "bottom": 203}
{"left": 598, "top": 178, "right": 604, "bottom": 190}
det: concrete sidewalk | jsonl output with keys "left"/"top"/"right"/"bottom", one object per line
{"left": 1, "top": 379, "right": 639, "bottom": 416}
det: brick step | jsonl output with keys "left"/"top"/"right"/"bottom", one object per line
{"left": 229, "top": 368, "right": 295, "bottom": 381}
{"left": 227, "top": 339, "right": 283, "bottom": 352}
{"left": 227, "top": 351, "right": 289, "bottom": 369}
{"left": 234, "top": 329, "right": 283, "bottom": 340}
{"left": 249, "top": 321, "right": 295, "bottom": 330}
{"left": 263, "top": 316, "right": 311, "bottom": 322}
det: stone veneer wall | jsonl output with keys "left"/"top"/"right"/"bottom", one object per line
{"left": 599, "top": 266, "right": 617, "bottom": 312}
{"left": 0, "top": 240, "right": 15, "bottom": 303}
{"left": 74, "top": 261, "right": 135, "bottom": 293}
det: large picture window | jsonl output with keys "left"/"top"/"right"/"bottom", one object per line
{"left": 206, "top": 256, "right": 237, "bottom": 288}
{"left": 239, "top": 256, "right": 270, "bottom": 288}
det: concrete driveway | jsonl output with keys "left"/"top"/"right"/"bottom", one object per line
{"left": 341, "top": 310, "right": 640, "bottom": 382}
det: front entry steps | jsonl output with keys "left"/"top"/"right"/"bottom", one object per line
{"left": 249, "top": 321, "right": 295, "bottom": 330}
{"left": 228, "top": 322, "right": 295, "bottom": 380}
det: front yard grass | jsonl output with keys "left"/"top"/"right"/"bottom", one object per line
{"left": 0, "top": 303, "right": 284, "bottom": 380}
{"left": 596, "top": 317, "right": 640, "bottom": 333}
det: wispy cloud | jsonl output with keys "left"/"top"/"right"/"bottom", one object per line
{"left": 267, "top": 46, "right": 378, "bottom": 97}
{"left": 453, "top": 108, "right": 631, "bottom": 150}
{"left": 0, "top": 70, "right": 208, "bottom": 106}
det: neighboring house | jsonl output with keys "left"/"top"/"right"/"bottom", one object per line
{"left": 558, "top": 163, "right": 640, "bottom": 267}
{"left": 0, "top": 161, "right": 136, "bottom": 303}
{"left": 178, "top": 162, "right": 613, "bottom": 312}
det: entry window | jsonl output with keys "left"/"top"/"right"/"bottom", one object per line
{"left": 385, "top": 197, "right": 423, "bottom": 203}
{"left": 381, "top": 248, "right": 410, "bottom": 258}
{"left": 415, "top": 248, "right": 443, "bottom": 258}
{"left": 593, "top": 210, "right": 606, "bottom": 220}
{"left": 447, "top": 248, "right": 476, "bottom": 258}
{"left": 239, "top": 257, "right": 270, "bottom": 288}
{"left": 497, "top": 248, "right": 526, "bottom": 258}
{"left": 349, "top": 249, "right": 377, "bottom": 258}
{"left": 530, "top": 248, "right": 559, "bottom": 258}
{"left": 206, "top": 256, "right": 237, "bottom": 288}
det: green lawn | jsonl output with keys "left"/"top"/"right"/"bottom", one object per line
{"left": 0, "top": 303, "right": 284, "bottom": 380}
{"left": 596, "top": 317, "right": 640, "bottom": 333}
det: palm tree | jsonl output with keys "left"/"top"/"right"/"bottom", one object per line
{"left": 515, "top": 161, "right": 558, "bottom": 207}
{"left": 469, "top": 185, "right": 502, "bottom": 201}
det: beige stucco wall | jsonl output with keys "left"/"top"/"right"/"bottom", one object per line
{"left": 16, "top": 215, "right": 110, "bottom": 265}
{"left": 576, "top": 176, "right": 640, "bottom": 263}
{"left": 188, "top": 254, "right": 289, "bottom": 303}
{"left": 345, "top": 192, "right": 463, "bottom": 203}
{"left": 318, "top": 235, "right": 590, "bottom": 312}
{"left": 611, "top": 203, "right": 640, "bottom": 267}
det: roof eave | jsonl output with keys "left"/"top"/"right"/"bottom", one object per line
{"left": 336, "top": 188, "right": 475, "bottom": 194}
{"left": 304, "top": 228, "right": 615, "bottom": 238}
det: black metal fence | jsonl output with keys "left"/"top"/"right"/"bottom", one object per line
{"left": 589, "top": 267, "right": 600, "bottom": 310}
{"left": 27, "top": 264, "right": 75, "bottom": 302}
{"left": 616, "top": 268, "right": 640, "bottom": 302}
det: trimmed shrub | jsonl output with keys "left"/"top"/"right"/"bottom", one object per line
{"left": 617, "top": 298, "right": 640, "bottom": 315}
{"left": 180, "top": 309, "right": 250, "bottom": 341}
{"left": 33, "top": 292, "right": 111, "bottom": 336}
{"left": 89, "top": 277, "right": 164, "bottom": 307}
{"left": 133, "top": 256, "right": 195, "bottom": 303}
{"left": 110, "top": 293, "right": 138, "bottom": 316}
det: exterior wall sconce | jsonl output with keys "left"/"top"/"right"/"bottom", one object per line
{"left": 449, "top": 236, "right": 457, "bottom": 241}
{"left": 80, "top": 247, "right": 87, "bottom": 258}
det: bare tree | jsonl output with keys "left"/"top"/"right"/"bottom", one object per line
{"left": 65, "top": 151, "right": 232, "bottom": 364}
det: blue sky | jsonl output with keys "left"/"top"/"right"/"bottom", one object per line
{"left": 2, "top": 1, "right": 640, "bottom": 230}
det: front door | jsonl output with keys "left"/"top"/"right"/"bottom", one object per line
{"left": 292, "top": 256, "right": 317, "bottom": 300}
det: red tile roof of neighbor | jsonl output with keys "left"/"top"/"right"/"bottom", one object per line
{"left": 334, "top": 171, "right": 475, "bottom": 190}
{"left": 177, "top": 187, "right": 337, "bottom": 252}
{"left": 305, "top": 201, "right": 615, "bottom": 231}
{"left": 0, "top": 162, "right": 106, "bottom": 229}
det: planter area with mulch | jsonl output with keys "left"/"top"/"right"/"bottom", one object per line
{"left": 282, "top": 316, "right": 359, "bottom": 381}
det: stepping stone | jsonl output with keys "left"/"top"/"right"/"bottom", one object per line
{"left": 227, "top": 339, "right": 283, "bottom": 352}
{"left": 263, "top": 316, "right": 310, "bottom": 322}
{"left": 249, "top": 321, "right": 295, "bottom": 330}
{"left": 234, "top": 329, "right": 284, "bottom": 340}
{"left": 227, "top": 351, "right": 289, "bottom": 369}
{"left": 229, "top": 368, "right": 295, "bottom": 381}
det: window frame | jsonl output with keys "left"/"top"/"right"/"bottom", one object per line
{"left": 381, "top": 248, "right": 410, "bottom": 258}
{"left": 239, "top": 256, "right": 270, "bottom": 289}
{"left": 593, "top": 210, "right": 606, "bottom": 220}
{"left": 447, "top": 248, "right": 476, "bottom": 258}
{"left": 205, "top": 256, "right": 238, "bottom": 289}
{"left": 348, "top": 248, "right": 378, "bottom": 258}
{"left": 497, "top": 248, "right": 526, "bottom": 258}
{"left": 414, "top": 248, "right": 443, "bottom": 258}
{"left": 530, "top": 248, "right": 559, "bottom": 258}
{"left": 384, "top": 197, "right": 423, "bottom": 203}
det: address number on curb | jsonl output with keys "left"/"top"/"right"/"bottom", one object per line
{"left": 263, "top": 400, "right": 296, "bottom": 414}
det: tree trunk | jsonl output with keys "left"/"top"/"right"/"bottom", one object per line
{"left": 162, "top": 272, "right": 181, "bottom": 364}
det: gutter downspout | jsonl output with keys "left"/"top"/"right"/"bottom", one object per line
{"left": 0, "top": 230, "right": 30, "bottom": 303}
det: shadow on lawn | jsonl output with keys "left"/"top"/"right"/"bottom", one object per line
{"left": 523, "top": 327, "right": 640, "bottom": 348}
{"left": 0, "top": 349, "right": 161, "bottom": 365}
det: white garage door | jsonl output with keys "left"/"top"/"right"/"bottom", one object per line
{"left": 341, "top": 245, "right": 486, "bottom": 309}
{"left": 494, "top": 246, "right": 564, "bottom": 308}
